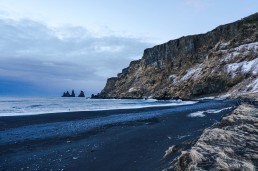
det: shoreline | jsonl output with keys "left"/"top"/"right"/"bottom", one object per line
{"left": 0, "top": 99, "right": 197, "bottom": 117}
{"left": 0, "top": 99, "right": 237, "bottom": 171}
{"left": 0, "top": 99, "right": 235, "bottom": 131}
{"left": 0, "top": 101, "right": 198, "bottom": 130}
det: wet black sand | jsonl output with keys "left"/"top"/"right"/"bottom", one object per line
{"left": 0, "top": 100, "right": 238, "bottom": 171}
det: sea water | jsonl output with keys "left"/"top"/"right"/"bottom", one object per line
{"left": 0, "top": 98, "right": 238, "bottom": 145}
{"left": 0, "top": 97, "right": 196, "bottom": 116}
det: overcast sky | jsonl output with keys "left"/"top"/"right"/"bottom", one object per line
{"left": 0, "top": 0, "right": 257, "bottom": 96}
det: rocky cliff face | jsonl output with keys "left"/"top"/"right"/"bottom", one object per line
{"left": 99, "top": 13, "right": 258, "bottom": 99}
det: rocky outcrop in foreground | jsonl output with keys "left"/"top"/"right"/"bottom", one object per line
{"left": 98, "top": 13, "right": 258, "bottom": 99}
{"left": 167, "top": 95, "right": 258, "bottom": 171}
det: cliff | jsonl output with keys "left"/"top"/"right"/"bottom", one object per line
{"left": 99, "top": 13, "right": 258, "bottom": 99}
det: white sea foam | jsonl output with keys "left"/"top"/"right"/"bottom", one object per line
{"left": 188, "top": 111, "right": 206, "bottom": 117}
{"left": 177, "top": 134, "right": 191, "bottom": 139}
{"left": 188, "top": 107, "right": 233, "bottom": 118}
{"left": 0, "top": 97, "right": 197, "bottom": 116}
{"left": 196, "top": 96, "right": 216, "bottom": 100}
{"left": 225, "top": 57, "right": 258, "bottom": 77}
{"left": 1, "top": 103, "right": 202, "bottom": 144}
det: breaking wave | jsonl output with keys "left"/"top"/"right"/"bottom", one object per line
{"left": 188, "top": 107, "right": 233, "bottom": 117}
{"left": 0, "top": 97, "right": 197, "bottom": 116}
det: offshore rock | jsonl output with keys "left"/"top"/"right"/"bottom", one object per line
{"left": 62, "top": 92, "right": 66, "bottom": 97}
{"left": 62, "top": 91, "right": 71, "bottom": 97}
{"left": 71, "top": 90, "right": 75, "bottom": 97}
{"left": 78, "top": 91, "right": 85, "bottom": 97}
{"left": 99, "top": 13, "right": 258, "bottom": 99}
{"left": 62, "top": 90, "right": 76, "bottom": 97}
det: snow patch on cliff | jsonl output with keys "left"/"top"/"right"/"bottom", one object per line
{"left": 236, "top": 42, "right": 258, "bottom": 51}
{"left": 168, "top": 66, "right": 202, "bottom": 85}
{"left": 225, "top": 57, "right": 258, "bottom": 77}
{"left": 128, "top": 87, "right": 136, "bottom": 92}
{"left": 168, "top": 75, "right": 179, "bottom": 83}
{"left": 223, "top": 52, "right": 241, "bottom": 62}
{"left": 181, "top": 67, "right": 202, "bottom": 81}
{"left": 219, "top": 77, "right": 258, "bottom": 98}
{"left": 246, "top": 77, "right": 258, "bottom": 92}
{"left": 215, "top": 41, "right": 230, "bottom": 50}
{"left": 220, "top": 42, "right": 258, "bottom": 62}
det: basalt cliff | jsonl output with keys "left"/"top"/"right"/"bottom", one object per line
{"left": 98, "top": 13, "right": 258, "bottom": 99}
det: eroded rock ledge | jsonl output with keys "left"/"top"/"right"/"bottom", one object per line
{"left": 167, "top": 95, "right": 258, "bottom": 171}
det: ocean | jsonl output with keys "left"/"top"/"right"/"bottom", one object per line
{"left": 0, "top": 96, "right": 196, "bottom": 116}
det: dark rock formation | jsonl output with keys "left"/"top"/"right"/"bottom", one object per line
{"left": 62, "top": 90, "right": 76, "bottom": 97}
{"left": 62, "top": 91, "right": 71, "bottom": 97}
{"left": 71, "top": 90, "right": 75, "bottom": 97}
{"left": 78, "top": 91, "right": 85, "bottom": 97}
{"left": 91, "top": 93, "right": 100, "bottom": 99}
{"left": 99, "top": 13, "right": 258, "bottom": 99}
{"left": 100, "top": 77, "right": 118, "bottom": 98}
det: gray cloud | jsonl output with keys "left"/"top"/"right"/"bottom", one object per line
{"left": 0, "top": 18, "right": 153, "bottom": 96}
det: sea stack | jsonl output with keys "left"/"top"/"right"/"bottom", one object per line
{"left": 71, "top": 90, "right": 75, "bottom": 97}
{"left": 78, "top": 91, "right": 85, "bottom": 97}
{"left": 61, "top": 91, "right": 71, "bottom": 97}
{"left": 62, "top": 90, "right": 76, "bottom": 97}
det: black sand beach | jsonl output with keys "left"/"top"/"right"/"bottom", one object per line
{"left": 0, "top": 100, "right": 238, "bottom": 171}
